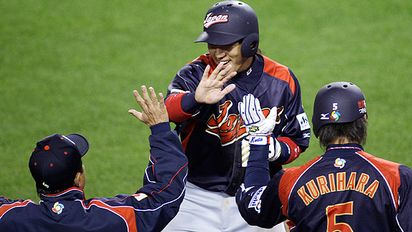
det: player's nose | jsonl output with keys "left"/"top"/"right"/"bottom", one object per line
{"left": 214, "top": 48, "right": 227, "bottom": 59}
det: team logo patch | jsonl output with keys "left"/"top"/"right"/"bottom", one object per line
{"left": 206, "top": 100, "right": 247, "bottom": 146}
{"left": 52, "top": 202, "right": 64, "bottom": 215}
{"left": 206, "top": 101, "right": 284, "bottom": 146}
{"left": 296, "top": 113, "right": 310, "bottom": 130}
{"left": 203, "top": 13, "right": 229, "bottom": 28}
{"left": 133, "top": 193, "right": 148, "bottom": 201}
{"left": 42, "top": 181, "right": 50, "bottom": 189}
{"left": 248, "top": 186, "right": 266, "bottom": 213}
{"left": 334, "top": 158, "right": 346, "bottom": 169}
{"left": 320, "top": 113, "right": 329, "bottom": 120}
{"left": 330, "top": 111, "right": 341, "bottom": 121}
{"left": 358, "top": 100, "right": 367, "bottom": 114}
{"left": 249, "top": 136, "right": 267, "bottom": 145}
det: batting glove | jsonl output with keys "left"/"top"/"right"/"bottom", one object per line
{"left": 238, "top": 94, "right": 281, "bottom": 160}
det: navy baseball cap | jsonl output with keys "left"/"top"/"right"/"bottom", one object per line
{"left": 195, "top": 1, "right": 258, "bottom": 46}
{"left": 29, "top": 133, "right": 89, "bottom": 193}
{"left": 312, "top": 82, "right": 367, "bottom": 137}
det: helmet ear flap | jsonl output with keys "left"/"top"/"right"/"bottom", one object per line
{"left": 241, "top": 33, "right": 259, "bottom": 57}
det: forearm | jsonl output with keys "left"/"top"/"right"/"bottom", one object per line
{"left": 236, "top": 146, "right": 283, "bottom": 229}
{"left": 275, "top": 136, "right": 303, "bottom": 164}
{"left": 138, "top": 122, "right": 188, "bottom": 200}
{"left": 244, "top": 144, "right": 270, "bottom": 187}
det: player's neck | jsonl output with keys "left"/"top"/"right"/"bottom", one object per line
{"left": 330, "top": 137, "right": 352, "bottom": 144}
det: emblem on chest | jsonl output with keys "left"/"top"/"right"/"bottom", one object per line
{"left": 205, "top": 100, "right": 282, "bottom": 146}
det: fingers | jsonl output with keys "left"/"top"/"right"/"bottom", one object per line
{"left": 249, "top": 96, "right": 259, "bottom": 123}
{"left": 238, "top": 100, "right": 245, "bottom": 124}
{"left": 215, "top": 63, "right": 229, "bottom": 81}
{"left": 253, "top": 96, "right": 264, "bottom": 121}
{"left": 148, "top": 86, "right": 158, "bottom": 103}
{"left": 134, "top": 85, "right": 161, "bottom": 111}
{"left": 128, "top": 109, "right": 144, "bottom": 121}
{"left": 209, "top": 62, "right": 224, "bottom": 80}
{"left": 133, "top": 89, "right": 149, "bottom": 113}
{"left": 243, "top": 94, "right": 253, "bottom": 125}
{"left": 239, "top": 94, "right": 266, "bottom": 125}
{"left": 209, "top": 62, "right": 235, "bottom": 82}
{"left": 141, "top": 85, "right": 153, "bottom": 108}
{"left": 158, "top": 92, "right": 166, "bottom": 113}
{"left": 201, "top": 65, "right": 211, "bottom": 81}
{"left": 221, "top": 70, "right": 237, "bottom": 83}
{"left": 221, "top": 83, "right": 236, "bottom": 96}
{"left": 130, "top": 85, "right": 169, "bottom": 126}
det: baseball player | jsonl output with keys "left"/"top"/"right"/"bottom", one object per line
{"left": 0, "top": 86, "right": 188, "bottom": 232}
{"left": 163, "top": 1, "right": 310, "bottom": 231}
{"left": 236, "top": 82, "right": 412, "bottom": 231}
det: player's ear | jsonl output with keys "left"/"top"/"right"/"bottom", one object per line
{"left": 74, "top": 165, "right": 86, "bottom": 190}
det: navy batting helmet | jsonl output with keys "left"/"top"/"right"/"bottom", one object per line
{"left": 195, "top": 1, "right": 259, "bottom": 57}
{"left": 312, "top": 82, "right": 367, "bottom": 137}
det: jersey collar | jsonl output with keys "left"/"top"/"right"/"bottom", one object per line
{"left": 326, "top": 143, "right": 364, "bottom": 152}
{"left": 40, "top": 187, "right": 85, "bottom": 202}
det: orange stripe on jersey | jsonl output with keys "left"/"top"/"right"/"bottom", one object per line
{"left": 87, "top": 200, "right": 137, "bottom": 232}
{"left": 0, "top": 200, "right": 32, "bottom": 218}
{"left": 357, "top": 151, "right": 401, "bottom": 210}
{"left": 262, "top": 55, "right": 296, "bottom": 95}
{"left": 278, "top": 156, "right": 322, "bottom": 216}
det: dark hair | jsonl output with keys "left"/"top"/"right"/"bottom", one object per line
{"left": 36, "top": 161, "right": 83, "bottom": 196}
{"left": 318, "top": 117, "right": 367, "bottom": 148}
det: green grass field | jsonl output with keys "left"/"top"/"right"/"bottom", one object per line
{"left": 1, "top": 0, "right": 411, "bottom": 201}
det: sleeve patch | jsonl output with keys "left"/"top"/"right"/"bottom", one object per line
{"left": 248, "top": 186, "right": 267, "bottom": 213}
{"left": 296, "top": 113, "right": 310, "bottom": 131}
{"left": 133, "top": 193, "right": 148, "bottom": 201}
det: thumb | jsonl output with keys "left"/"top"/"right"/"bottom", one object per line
{"left": 267, "top": 106, "right": 278, "bottom": 120}
{"left": 128, "top": 109, "right": 144, "bottom": 122}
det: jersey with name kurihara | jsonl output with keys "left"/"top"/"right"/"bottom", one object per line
{"left": 278, "top": 144, "right": 410, "bottom": 231}
{"left": 166, "top": 54, "right": 310, "bottom": 194}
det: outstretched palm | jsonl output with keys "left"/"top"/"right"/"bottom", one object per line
{"left": 195, "top": 62, "right": 237, "bottom": 104}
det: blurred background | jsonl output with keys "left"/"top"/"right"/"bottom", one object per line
{"left": 1, "top": 0, "right": 411, "bottom": 200}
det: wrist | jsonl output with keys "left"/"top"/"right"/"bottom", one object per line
{"left": 249, "top": 135, "right": 270, "bottom": 145}
{"left": 150, "top": 122, "right": 171, "bottom": 135}
{"left": 182, "top": 93, "right": 202, "bottom": 113}
{"left": 194, "top": 91, "right": 204, "bottom": 104}
{"left": 268, "top": 137, "right": 282, "bottom": 161}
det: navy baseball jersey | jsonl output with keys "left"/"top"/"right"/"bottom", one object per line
{"left": 236, "top": 143, "right": 412, "bottom": 231}
{"left": 165, "top": 53, "right": 310, "bottom": 195}
{"left": 0, "top": 123, "right": 188, "bottom": 232}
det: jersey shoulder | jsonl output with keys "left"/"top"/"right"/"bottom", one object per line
{"left": 357, "top": 151, "right": 402, "bottom": 209}
{"left": 175, "top": 54, "right": 211, "bottom": 81}
{"left": 277, "top": 156, "right": 322, "bottom": 214}
{"left": 0, "top": 197, "right": 34, "bottom": 218}
{"left": 357, "top": 151, "right": 400, "bottom": 179}
{"left": 261, "top": 55, "right": 297, "bottom": 94}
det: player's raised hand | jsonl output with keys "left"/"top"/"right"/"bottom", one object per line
{"left": 238, "top": 94, "right": 278, "bottom": 136}
{"left": 129, "top": 85, "right": 169, "bottom": 126}
{"left": 194, "top": 62, "right": 237, "bottom": 104}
